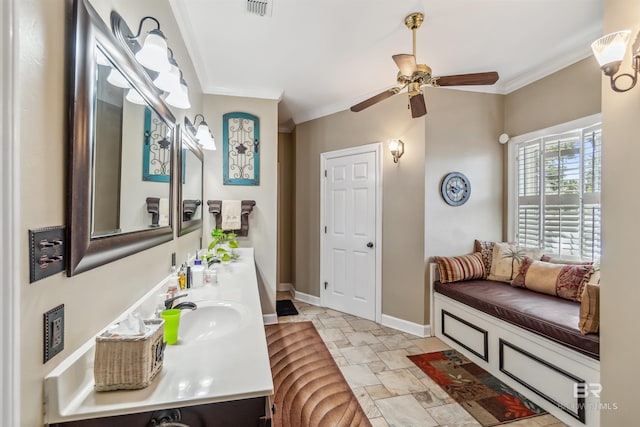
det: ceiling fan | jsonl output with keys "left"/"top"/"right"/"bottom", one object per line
{"left": 350, "top": 12, "right": 499, "bottom": 118}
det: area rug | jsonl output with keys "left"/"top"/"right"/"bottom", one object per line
{"left": 408, "top": 349, "right": 547, "bottom": 426}
{"left": 265, "top": 321, "right": 371, "bottom": 427}
{"left": 276, "top": 299, "right": 299, "bottom": 317}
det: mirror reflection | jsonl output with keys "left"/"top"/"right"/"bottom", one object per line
{"left": 177, "top": 126, "right": 203, "bottom": 236}
{"left": 92, "top": 44, "right": 172, "bottom": 237}
{"left": 67, "top": 0, "right": 175, "bottom": 276}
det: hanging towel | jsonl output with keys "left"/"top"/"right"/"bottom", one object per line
{"left": 158, "top": 198, "right": 170, "bottom": 226}
{"left": 221, "top": 200, "right": 242, "bottom": 230}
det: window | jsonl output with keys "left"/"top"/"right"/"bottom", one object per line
{"left": 510, "top": 118, "right": 601, "bottom": 261}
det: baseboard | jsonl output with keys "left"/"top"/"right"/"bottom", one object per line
{"left": 293, "top": 290, "right": 321, "bottom": 306}
{"left": 263, "top": 313, "right": 278, "bottom": 325}
{"left": 380, "top": 314, "right": 431, "bottom": 338}
{"left": 277, "top": 282, "right": 293, "bottom": 292}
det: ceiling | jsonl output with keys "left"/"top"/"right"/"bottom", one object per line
{"left": 168, "top": 0, "right": 603, "bottom": 131}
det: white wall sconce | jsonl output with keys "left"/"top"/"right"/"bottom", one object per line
{"left": 389, "top": 139, "right": 405, "bottom": 163}
{"left": 165, "top": 71, "right": 191, "bottom": 109}
{"left": 591, "top": 29, "right": 640, "bottom": 92}
{"left": 153, "top": 49, "right": 181, "bottom": 93}
{"left": 129, "top": 17, "right": 171, "bottom": 73}
{"left": 185, "top": 114, "right": 216, "bottom": 150}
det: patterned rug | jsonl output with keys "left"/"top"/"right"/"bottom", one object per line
{"left": 265, "top": 321, "right": 371, "bottom": 427}
{"left": 408, "top": 349, "right": 547, "bottom": 426}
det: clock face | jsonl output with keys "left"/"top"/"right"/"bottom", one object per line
{"left": 441, "top": 172, "right": 471, "bottom": 206}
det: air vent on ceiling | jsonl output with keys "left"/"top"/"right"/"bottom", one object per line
{"left": 246, "top": 0, "right": 272, "bottom": 17}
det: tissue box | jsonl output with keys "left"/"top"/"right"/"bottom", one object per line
{"left": 94, "top": 319, "right": 165, "bottom": 391}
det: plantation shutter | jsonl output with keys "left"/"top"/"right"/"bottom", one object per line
{"left": 517, "top": 141, "right": 541, "bottom": 247}
{"left": 514, "top": 123, "right": 602, "bottom": 260}
{"left": 543, "top": 132, "right": 581, "bottom": 258}
{"left": 581, "top": 125, "right": 602, "bottom": 261}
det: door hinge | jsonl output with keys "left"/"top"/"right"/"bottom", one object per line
{"left": 324, "top": 226, "right": 327, "bottom": 233}
{"left": 324, "top": 282, "right": 328, "bottom": 289}
{"left": 324, "top": 169, "right": 327, "bottom": 177}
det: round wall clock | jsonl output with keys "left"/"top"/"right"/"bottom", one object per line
{"left": 441, "top": 172, "right": 471, "bottom": 206}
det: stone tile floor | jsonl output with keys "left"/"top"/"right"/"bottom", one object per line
{"left": 275, "top": 292, "right": 567, "bottom": 427}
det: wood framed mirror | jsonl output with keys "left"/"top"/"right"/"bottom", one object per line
{"left": 177, "top": 124, "right": 204, "bottom": 236}
{"left": 67, "top": 0, "right": 175, "bottom": 275}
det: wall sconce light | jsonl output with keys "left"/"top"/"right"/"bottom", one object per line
{"left": 591, "top": 29, "right": 640, "bottom": 92}
{"left": 153, "top": 48, "right": 181, "bottom": 93}
{"left": 129, "top": 16, "right": 171, "bottom": 73}
{"left": 389, "top": 139, "right": 405, "bottom": 163}
{"left": 185, "top": 114, "right": 216, "bottom": 150}
{"left": 165, "top": 71, "right": 191, "bottom": 109}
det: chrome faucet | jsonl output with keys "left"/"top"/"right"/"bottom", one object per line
{"left": 164, "top": 294, "right": 197, "bottom": 311}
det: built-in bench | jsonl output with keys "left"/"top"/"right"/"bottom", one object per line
{"left": 429, "top": 264, "right": 601, "bottom": 427}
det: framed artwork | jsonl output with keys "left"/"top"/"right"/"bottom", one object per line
{"left": 223, "top": 112, "right": 260, "bottom": 185}
{"left": 142, "top": 107, "right": 172, "bottom": 182}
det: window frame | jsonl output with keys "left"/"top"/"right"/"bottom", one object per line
{"left": 507, "top": 114, "right": 602, "bottom": 259}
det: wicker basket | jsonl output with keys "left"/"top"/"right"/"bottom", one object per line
{"left": 94, "top": 319, "right": 165, "bottom": 391}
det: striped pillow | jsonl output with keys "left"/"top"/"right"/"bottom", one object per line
{"left": 435, "top": 253, "right": 486, "bottom": 284}
{"left": 579, "top": 283, "right": 600, "bottom": 335}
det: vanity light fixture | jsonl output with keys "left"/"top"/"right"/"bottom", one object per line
{"left": 591, "top": 29, "right": 640, "bottom": 92}
{"left": 389, "top": 139, "right": 404, "bottom": 163}
{"left": 129, "top": 16, "right": 171, "bottom": 73}
{"left": 153, "top": 48, "right": 181, "bottom": 93}
{"left": 185, "top": 114, "right": 216, "bottom": 150}
{"left": 165, "top": 71, "right": 191, "bottom": 109}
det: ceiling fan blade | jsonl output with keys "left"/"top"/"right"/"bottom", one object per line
{"left": 392, "top": 54, "right": 418, "bottom": 76}
{"left": 350, "top": 87, "right": 401, "bottom": 112}
{"left": 409, "top": 93, "right": 427, "bottom": 118}
{"left": 435, "top": 72, "right": 499, "bottom": 86}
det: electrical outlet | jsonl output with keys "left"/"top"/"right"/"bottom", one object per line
{"left": 43, "top": 304, "right": 64, "bottom": 363}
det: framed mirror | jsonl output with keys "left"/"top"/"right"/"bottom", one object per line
{"left": 67, "top": 0, "right": 175, "bottom": 275}
{"left": 177, "top": 124, "right": 204, "bottom": 236}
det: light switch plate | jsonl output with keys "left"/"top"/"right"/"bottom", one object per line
{"left": 29, "top": 226, "right": 66, "bottom": 283}
{"left": 44, "top": 304, "right": 64, "bottom": 363}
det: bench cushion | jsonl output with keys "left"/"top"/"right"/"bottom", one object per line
{"left": 434, "top": 279, "right": 599, "bottom": 360}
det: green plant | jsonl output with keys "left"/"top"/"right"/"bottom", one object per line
{"left": 206, "top": 228, "right": 240, "bottom": 263}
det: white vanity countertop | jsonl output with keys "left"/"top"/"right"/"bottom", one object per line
{"left": 44, "top": 248, "right": 274, "bottom": 424}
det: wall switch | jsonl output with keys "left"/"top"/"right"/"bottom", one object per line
{"left": 29, "top": 226, "right": 66, "bottom": 283}
{"left": 43, "top": 304, "right": 64, "bottom": 363}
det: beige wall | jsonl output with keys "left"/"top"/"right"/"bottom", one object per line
{"left": 600, "top": 0, "right": 640, "bottom": 423}
{"left": 17, "top": 1, "right": 203, "bottom": 425}
{"left": 278, "top": 132, "right": 294, "bottom": 285}
{"left": 202, "top": 95, "right": 278, "bottom": 316}
{"left": 295, "top": 95, "right": 426, "bottom": 324}
{"left": 294, "top": 89, "right": 503, "bottom": 326}
{"left": 504, "top": 57, "right": 602, "bottom": 137}
{"left": 423, "top": 88, "right": 504, "bottom": 323}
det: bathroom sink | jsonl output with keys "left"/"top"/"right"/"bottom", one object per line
{"left": 179, "top": 300, "right": 249, "bottom": 342}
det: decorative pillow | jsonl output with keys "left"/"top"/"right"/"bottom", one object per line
{"left": 435, "top": 253, "right": 485, "bottom": 284}
{"left": 511, "top": 257, "right": 593, "bottom": 302}
{"left": 473, "top": 240, "right": 495, "bottom": 276}
{"left": 540, "top": 255, "right": 600, "bottom": 285}
{"left": 487, "top": 243, "right": 544, "bottom": 283}
{"left": 579, "top": 283, "right": 600, "bottom": 335}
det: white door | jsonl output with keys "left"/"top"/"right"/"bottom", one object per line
{"left": 322, "top": 147, "right": 379, "bottom": 321}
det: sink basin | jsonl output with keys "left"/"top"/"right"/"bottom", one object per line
{"left": 179, "top": 300, "right": 249, "bottom": 342}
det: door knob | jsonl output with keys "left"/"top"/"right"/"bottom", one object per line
{"left": 367, "top": 242, "right": 374, "bottom": 248}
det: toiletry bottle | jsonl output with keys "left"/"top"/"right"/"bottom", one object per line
{"left": 192, "top": 259, "right": 204, "bottom": 288}
{"left": 167, "top": 266, "right": 179, "bottom": 298}
{"left": 178, "top": 264, "right": 186, "bottom": 291}
{"left": 186, "top": 264, "right": 192, "bottom": 289}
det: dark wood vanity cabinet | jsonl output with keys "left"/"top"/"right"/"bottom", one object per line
{"left": 49, "top": 396, "right": 271, "bottom": 427}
